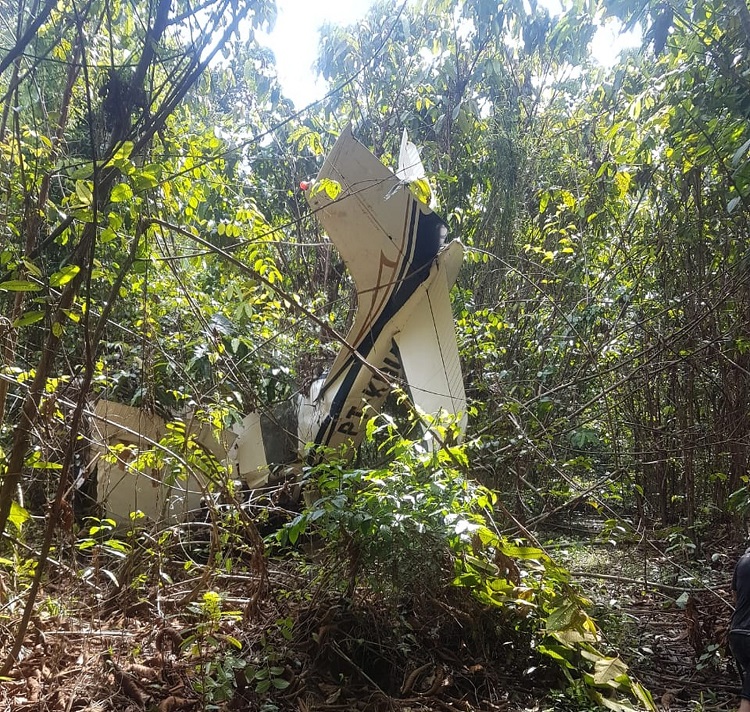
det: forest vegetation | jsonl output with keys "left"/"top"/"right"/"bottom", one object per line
{"left": 0, "top": 0, "right": 749, "bottom": 709}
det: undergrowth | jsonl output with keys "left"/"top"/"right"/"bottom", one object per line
{"left": 0, "top": 415, "right": 658, "bottom": 711}
{"left": 275, "top": 415, "right": 656, "bottom": 712}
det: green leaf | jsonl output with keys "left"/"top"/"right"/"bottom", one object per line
{"left": 22, "top": 258, "right": 42, "bottom": 277}
{"left": 68, "top": 163, "right": 95, "bottom": 180}
{"left": 13, "top": 311, "right": 44, "bottom": 327}
{"left": 0, "top": 280, "right": 40, "bottom": 292}
{"left": 546, "top": 601, "right": 578, "bottom": 632}
{"left": 311, "top": 178, "right": 342, "bottom": 200}
{"left": 50, "top": 265, "right": 80, "bottom": 288}
{"left": 593, "top": 656, "right": 628, "bottom": 687}
{"left": 271, "top": 677, "right": 290, "bottom": 689}
{"left": 498, "top": 543, "right": 546, "bottom": 560}
{"left": 30, "top": 459, "right": 62, "bottom": 469}
{"left": 110, "top": 183, "right": 133, "bottom": 202}
{"left": 550, "top": 602, "right": 597, "bottom": 645}
{"left": 9, "top": 501, "right": 30, "bottom": 532}
{"left": 75, "top": 180, "right": 93, "bottom": 206}
{"left": 288, "top": 126, "right": 324, "bottom": 155}
{"left": 104, "top": 539, "right": 130, "bottom": 553}
{"left": 113, "top": 141, "right": 134, "bottom": 161}
{"left": 136, "top": 164, "right": 161, "bottom": 187}
{"left": 408, "top": 177, "right": 432, "bottom": 205}
{"left": 597, "top": 693, "right": 638, "bottom": 712}
{"left": 226, "top": 635, "right": 242, "bottom": 649}
{"left": 538, "top": 644, "right": 574, "bottom": 668}
{"left": 631, "top": 680, "right": 657, "bottom": 711}
{"left": 732, "top": 138, "right": 750, "bottom": 168}
{"left": 52, "top": 321, "right": 63, "bottom": 337}
{"left": 100, "top": 227, "right": 117, "bottom": 244}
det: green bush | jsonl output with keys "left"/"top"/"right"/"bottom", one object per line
{"left": 279, "top": 415, "right": 656, "bottom": 711}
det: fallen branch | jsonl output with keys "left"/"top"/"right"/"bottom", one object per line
{"left": 641, "top": 672, "right": 739, "bottom": 693}
{"left": 570, "top": 570, "right": 723, "bottom": 594}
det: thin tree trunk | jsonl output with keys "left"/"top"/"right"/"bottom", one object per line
{"left": 0, "top": 41, "right": 81, "bottom": 431}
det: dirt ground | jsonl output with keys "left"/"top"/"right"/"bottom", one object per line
{"left": 0, "top": 522, "right": 742, "bottom": 712}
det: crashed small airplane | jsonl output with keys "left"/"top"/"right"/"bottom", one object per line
{"left": 95, "top": 127, "right": 467, "bottom": 522}
{"left": 231, "top": 126, "right": 466, "bottom": 488}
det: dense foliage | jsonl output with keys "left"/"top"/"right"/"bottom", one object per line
{"left": 0, "top": 0, "right": 748, "bottom": 707}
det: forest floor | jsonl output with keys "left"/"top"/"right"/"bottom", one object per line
{"left": 0, "top": 516, "right": 742, "bottom": 712}
{"left": 543, "top": 518, "right": 739, "bottom": 712}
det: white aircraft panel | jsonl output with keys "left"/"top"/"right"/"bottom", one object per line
{"left": 93, "top": 400, "right": 204, "bottom": 524}
{"left": 308, "top": 126, "right": 422, "bottom": 386}
{"left": 229, "top": 412, "right": 270, "bottom": 489}
{"left": 394, "top": 241, "right": 467, "bottom": 432}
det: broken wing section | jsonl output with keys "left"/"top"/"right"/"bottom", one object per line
{"left": 308, "top": 126, "right": 407, "bottom": 365}
{"left": 93, "top": 401, "right": 207, "bottom": 524}
{"left": 229, "top": 412, "right": 269, "bottom": 489}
